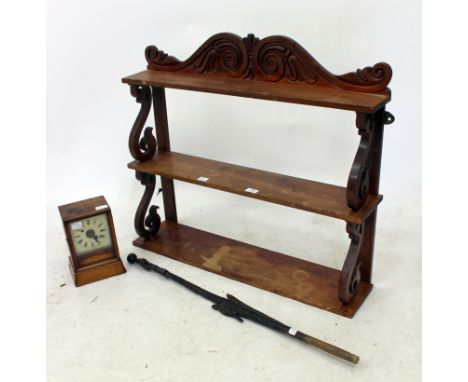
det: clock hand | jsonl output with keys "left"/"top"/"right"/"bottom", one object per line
{"left": 93, "top": 235, "right": 101, "bottom": 244}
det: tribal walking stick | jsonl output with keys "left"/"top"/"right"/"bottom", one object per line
{"left": 127, "top": 253, "right": 359, "bottom": 364}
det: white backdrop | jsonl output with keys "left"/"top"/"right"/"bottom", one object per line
{"left": 47, "top": 0, "right": 420, "bottom": 206}
{"left": 47, "top": 1, "right": 421, "bottom": 381}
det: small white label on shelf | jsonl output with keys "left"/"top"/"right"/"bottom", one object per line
{"left": 288, "top": 327, "right": 298, "bottom": 336}
{"left": 95, "top": 204, "right": 108, "bottom": 211}
{"left": 245, "top": 187, "right": 259, "bottom": 194}
{"left": 197, "top": 177, "right": 209, "bottom": 182}
{"left": 70, "top": 221, "right": 83, "bottom": 230}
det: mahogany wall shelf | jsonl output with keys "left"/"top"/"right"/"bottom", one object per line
{"left": 122, "top": 33, "right": 395, "bottom": 318}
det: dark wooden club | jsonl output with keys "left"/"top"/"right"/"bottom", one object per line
{"left": 127, "top": 253, "right": 360, "bottom": 364}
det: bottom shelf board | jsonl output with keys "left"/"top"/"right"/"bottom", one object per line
{"left": 133, "top": 222, "right": 372, "bottom": 318}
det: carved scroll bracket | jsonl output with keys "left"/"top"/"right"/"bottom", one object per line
{"left": 134, "top": 171, "right": 161, "bottom": 239}
{"left": 347, "top": 109, "right": 395, "bottom": 210}
{"left": 129, "top": 85, "right": 157, "bottom": 161}
{"left": 347, "top": 113, "right": 375, "bottom": 210}
{"left": 338, "top": 222, "right": 365, "bottom": 304}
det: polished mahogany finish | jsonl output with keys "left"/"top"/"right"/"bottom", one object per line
{"left": 134, "top": 222, "right": 372, "bottom": 318}
{"left": 122, "top": 70, "right": 389, "bottom": 113}
{"left": 128, "top": 152, "right": 382, "bottom": 224}
{"left": 123, "top": 33, "right": 394, "bottom": 317}
{"left": 122, "top": 32, "right": 391, "bottom": 113}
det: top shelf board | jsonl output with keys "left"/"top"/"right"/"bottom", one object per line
{"left": 122, "top": 70, "right": 390, "bottom": 113}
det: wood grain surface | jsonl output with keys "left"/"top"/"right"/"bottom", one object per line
{"left": 128, "top": 152, "right": 382, "bottom": 223}
{"left": 122, "top": 70, "right": 390, "bottom": 113}
{"left": 134, "top": 222, "right": 373, "bottom": 318}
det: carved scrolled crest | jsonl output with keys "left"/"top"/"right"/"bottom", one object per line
{"left": 251, "top": 35, "right": 320, "bottom": 84}
{"left": 145, "top": 47, "right": 181, "bottom": 67}
{"left": 144, "top": 33, "right": 392, "bottom": 94}
{"left": 337, "top": 62, "right": 392, "bottom": 94}
{"left": 146, "top": 33, "right": 249, "bottom": 78}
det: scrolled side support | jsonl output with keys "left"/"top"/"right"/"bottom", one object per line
{"left": 338, "top": 222, "right": 365, "bottom": 304}
{"left": 347, "top": 113, "right": 375, "bottom": 210}
{"left": 134, "top": 171, "right": 161, "bottom": 239}
{"left": 129, "top": 85, "right": 157, "bottom": 161}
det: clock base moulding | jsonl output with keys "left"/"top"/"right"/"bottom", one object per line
{"left": 69, "top": 256, "right": 127, "bottom": 287}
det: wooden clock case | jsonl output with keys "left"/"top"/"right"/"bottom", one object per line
{"left": 58, "top": 196, "right": 126, "bottom": 286}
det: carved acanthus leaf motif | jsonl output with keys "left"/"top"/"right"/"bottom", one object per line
{"left": 144, "top": 33, "right": 392, "bottom": 93}
{"left": 146, "top": 33, "right": 248, "bottom": 78}
{"left": 253, "top": 39, "right": 319, "bottom": 84}
{"left": 337, "top": 62, "right": 392, "bottom": 94}
{"left": 242, "top": 33, "right": 259, "bottom": 79}
{"left": 145, "top": 46, "right": 181, "bottom": 67}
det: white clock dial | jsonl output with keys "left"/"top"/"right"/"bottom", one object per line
{"left": 69, "top": 213, "right": 113, "bottom": 256}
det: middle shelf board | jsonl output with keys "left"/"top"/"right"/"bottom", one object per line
{"left": 128, "top": 152, "right": 382, "bottom": 224}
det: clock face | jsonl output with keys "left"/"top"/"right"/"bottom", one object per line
{"left": 69, "top": 213, "right": 113, "bottom": 256}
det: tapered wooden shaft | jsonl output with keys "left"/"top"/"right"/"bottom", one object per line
{"left": 292, "top": 331, "right": 359, "bottom": 364}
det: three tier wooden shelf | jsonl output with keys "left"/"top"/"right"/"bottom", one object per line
{"left": 122, "top": 33, "right": 394, "bottom": 318}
